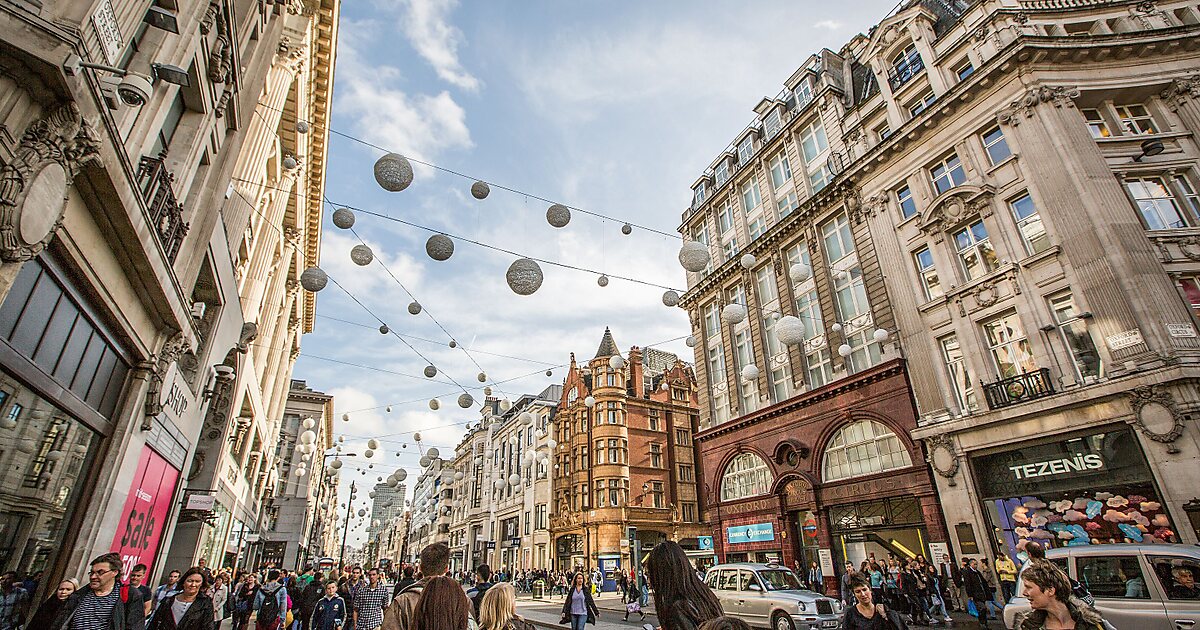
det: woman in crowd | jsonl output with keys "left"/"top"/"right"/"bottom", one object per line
{"left": 210, "top": 574, "right": 229, "bottom": 623}
{"left": 841, "top": 574, "right": 902, "bottom": 630}
{"left": 411, "top": 575, "right": 474, "bottom": 630}
{"left": 559, "top": 572, "right": 598, "bottom": 630}
{"left": 646, "top": 541, "right": 722, "bottom": 630}
{"left": 232, "top": 573, "right": 259, "bottom": 630}
{"left": 478, "top": 583, "right": 535, "bottom": 630}
{"left": 867, "top": 563, "right": 885, "bottom": 610}
{"left": 1014, "top": 561, "right": 1114, "bottom": 630}
{"left": 27, "top": 578, "right": 78, "bottom": 629}
{"left": 147, "top": 567, "right": 215, "bottom": 630}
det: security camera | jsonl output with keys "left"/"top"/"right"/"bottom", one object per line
{"left": 117, "top": 74, "right": 153, "bottom": 107}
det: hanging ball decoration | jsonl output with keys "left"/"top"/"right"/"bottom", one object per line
{"left": 369, "top": 491, "right": 377, "bottom": 499}
{"left": 379, "top": 324, "right": 389, "bottom": 335}
{"left": 330, "top": 459, "right": 343, "bottom": 470}
{"left": 386, "top": 405, "right": 393, "bottom": 413}
{"left": 477, "top": 372, "right": 488, "bottom": 383}
{"left": 454, "top": 471, "right": 464, "bottom": 481}
{"left": 303, "top": 417, "right": 316, "bottom": 430}
{"left": 678, "top": 240, "right": 711, "bottom": 272}
{"left": 424, "top": 365, "right": 437, "bottom": 378}
{"left": 493, "top": 478, "right": 506, "bottom": 490}
{"left": 740, "top": 253, "right": 757, "bottom": 270}
{"left": 407, "top": 301, "right": 422, "bottom": 315}
{"left": 425, "top": 234, "right": 454, "bottom": 261}
{"left": 609, "top": 355, "right": 625, "bottom": 370}
{"left": 546, "top": 204, "right": 571, "bottom": 228}
{"left": 508, "top": 474, "right": 521, "bottom": 487}
{"left": 597, "top": 275, "right": 609, "bottom": 287}
{"left": 427, "top": 447, "right": 441, "bottom": 459}
{"left": 332, "top": 207, "right": 356, "bottom": 229}
{"left": 429, "top": 398, "right": 440, "bottom": 410}
{"left": 368, "top": 438, "right": 379, "bottom": 450}
{"left": 350, "top": 244, "right": 374, "bottom": 266}
{"left": 776, "top": 316, "right": 806, "bottom": 346}
{"left": 662, "top": 290, "right": 680, "bottom": 307}
{"left": 505, "top": 258, "right": 544, "bottom": 295}
{"left": 282, "top": 155, "right": 299, "bottom": 170}
{"left": 831, "top": 322, "right": 843, "bottom": 333}
{"left": 471, "top": 181, "right": 490, "bottom": 199}
{"left": 873, "top": 328, "right": 890, "bottom": 343}
{"left": 413, "top": 432, "right": 422, "bottom": 442}
{"left": 584, "top": 396, "right": 596, "bottom": 408}
{"left": 547, "top": 439, "right": 558, "bottom": 450}
{"left": 387, "top": 477, "right": 398, "bottom": 488}
{"left": 483, "top": 386, "right": 493, "bottom": 396}
{"left": 685, "top": 335, "right": 697, "bottom": 348}
{"left": 364, "top": 449, "right": 374, "bottom": 459}
{"left": 374, "top": 153, "right": 414, "bottom": 192}
{"left": 621, "top": 223, "right": 632, "bottom": 235}
{"left": 296, "top": 120, "right": 310, "bottom": 134}
{"left": 338, "top": 436, "right": 345, "bottom": 443}
{"left": 838, "top": 343, "right": 853, "bottom": 357}
{"left": 457, "top": 393, "right": 474, "bottom": 408}
{"left": 546, "top": 370, "right": 553, "bottom": 377}
{"left": 508, "top": 435, "right": 519, "bottom": 445}
{"left": 499, "top": 399, "right": 512, "bottom": 412}
{"left": 741, "top": 364, "right": 760, "bottom": 381}
{"left": 789, "top": 263, "right": 812, "bottom": 284}
{"left": 300, "top": 267, "right": 328, "bottom": 292}
{"left": 834, "top": 268, "right": 849, "bottom": 282}
{"left": 449, "top": 340, "right": 457, "bottom": 348}
{"left": 395, "top": 469, "right": 408, "bottom": 482}
{"left": 721, "top": 303, "right": 748, "bottom": 325}
{"left": 342, "top": 413, "right": 350, "bottom": 422}
{"left": 520, "top": 412, "right": 535, "bottom": 426}
{"left": 358, "top": 509, "right": 366, "bottom": 517}
{"left": 419, "top": 455, "right": 431, "bottom": 468}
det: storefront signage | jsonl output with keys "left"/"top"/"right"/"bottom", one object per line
{"left": 111, "top": 446, "right": 181, "bottom": 577}
{"left": 1106, "top": 329, "right": 1144, "bottom": 350}
{"left": 185, "top": 494, "right": 216, "bottom": 511}
{"left": 817, "top": 549, "right": 835, "bottom": 576}
{"left": 158, "top": 364, "right": 194, "bottom": 424}
{"left": 1008, "top": 453, "right": 1103, "bottom": 480}
{"left": 722, "top": 497, "right": 777, "bottom": 516}
{"left": 928, "top": 542, "right": 950, "bottom": 564}
{"left": 698, "top": 536, "right": 714, "bottom": 550}
{"left": 1167, "top": 323, "right": 1197, "bottom": 338}
{"left": 820, "top": 470, "right": 924, "bottom": 503}
{"left": 485, "top": 541, "right": 496, "bottom": 549}
{"left": 727, "top": 522, "right": 775, "bottom": 544}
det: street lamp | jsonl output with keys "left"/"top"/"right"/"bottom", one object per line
{"left": 340, "top": 480, "right": 358, "bottom": 570}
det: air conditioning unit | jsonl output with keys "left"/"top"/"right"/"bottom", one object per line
{"left": 191, "top": 301, "right": 207, "bottom": 319}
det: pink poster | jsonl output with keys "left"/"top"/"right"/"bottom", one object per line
{"left": 111, "top": 446, "right": 180, "bottom": 578}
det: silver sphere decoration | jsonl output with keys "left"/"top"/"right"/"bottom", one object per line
{"left": 282, "top": 155, "right": 299, "bottom": 170}
{"left": 457, "top": 393, "right": 474, "bottom": 408}
{"left": 477, "top": 372, "right": 487, "bottom": 383}
{"left": 429, "top": 399, "right": 440, "bottom": 410}
{"left": 471, "top": 181, "right": 490, "bottom": 199}
{"left": 831, "top": 322, "right": 843, "bottom": 333}
{"left": 426, "top": 234, "right": 454, "bottom": 261}
{"left": 678, "top": 240, "right": 711, "bottom": 272}
{"left": 395, "top": 469, "right": 408, "bottom": 482}
{"left": 408, "top": 301, "right": 422, "bottom": 315}
{"left": 740, "top": 253, "right": 757, "bottom": 269}
{"left": 662, "top": 290, "right": 680, "bottom": 307}
{"left": 426, "top": 447, "right": 440, "bottom": 459}
{"left": 789, "top": 263, "right": 812, "bottom": 284}
{"left": 721, "top": 303, "right": 748, "bottom": 325}
{"left": 424, "top": 365, "right": 437, "bottom": 378}
{"left": 374, "top": 153, "right": 414, "bottom": 192}
{"left": 350, "top": 244, "right": 374, "bottom": 266}
{"left": 597, "top": 275, "right": 609, "bottom": 287}
{"left": 775, "top": 316, "right": 806, "bottom": 346}
{"left": 419, "top": 455, "right": 431, "bottom": 467}
{"left": 483, "top": 386, "right": 493, "bottom": 396}
{"left": 296, "top": 120, "right": 310, "bottom": 134}
{"left": 508, "top": 473, "right": 521, "bottom": 487}
{"left": 741, "top": 364, "right": 760, "bottom": 381}
{"left": 506, "top": 258, "right": 544, "bottom": 295}
{"left": 621, "top": 223, "right": 632, "bottom": 235}
{"left": 584, "top": 396, "right": 596, "bottom": 408}
{"left": 449, "top": 340, "right": 457, "bottom": 348}
{"left": 332, "top": 207, "right": 356, "bottom": 229}
{"left": 685, "top": 335, "right": 697, "bottom": 348}
{"left": 379, "top": 324, "right": 389, "bottom": 335}
{"left": 493, "top": 478, "right": 506, "bottom": 490}
{"left": 873, "top": 328, "right": 890, "bottom": 343}
{"left": 546, "top": 370, "right": 553, "bottom": 377}
{"left": 546, "top": 204, "right": 571, "bottom": 228}
{"left": 837, "top": 343, "right": 853, "bottom": 357}
{"left": 499, "top": 399, "right": 512, "bottom": 412}
{"left": 609, "top": 355, "right": 625, "bottom": 370}
{"left": 300, "top": 267, "right": 328, "bottom": 292}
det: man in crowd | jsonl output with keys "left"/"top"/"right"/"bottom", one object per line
{"left": 390, "top": 566, "right": 416, "bottom": 600}
{"left": 51, "top": 552, "right": 145, "bottom": 630}
{"left": 840, "top": 561, "right": 856, "bottom": 606}
{"left": 195, "top": 558, "right": 214, "bottom": 584}
{"left": 381, "top": 543, "right": 450, "bottom": 630}
{"left": 254, "top": 570, "right": 288, "bottom": 630}
{"left": 995, "top": 553, "right": 1018, "bottom": 603}
{"left": 0, "top": 571, "right": 29, "bottom": 630}
{"left": 344, "top": 566, "right": 367, "bottom": 630}
{"left": 466, "top": 564, "right": 495, "bottom": 618}
{"left": 962, "top": 558, "right": 991, "bottom": 628}
{"left": 125, "top": 565, "right": 153, "bottom": 619}
{"left": 151, "top": 570, "right": 180, "bottom": 613}
{"left": 352, "top": 568, "right": 390, "bottom": 630}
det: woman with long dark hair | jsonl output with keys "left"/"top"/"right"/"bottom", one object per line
{"left": 147, "top": 567, "right": 215, "bottom": 630}
{"left": 558, "top": 572, "right": 598, "bottom": 630}
{"left": 411, "top": 575, "right": 473, "bottom": 630}
{"left": 231, "top": 573, "right": 258, "bottom": 630}
{"left": 646, "top": 541, "right": 722, "bottom": 630}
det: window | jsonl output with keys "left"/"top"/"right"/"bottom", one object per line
{"left": 1077, "top": 556, "right": 1150, "bottom": 599}
{"left": 1049, "top": 293, "right": 1102, "bottom": 382}
{"left": 535, "top": 504, "right": 548, "bottom": 530}
{"left": 741, "top": 180, "right": 762, "bottom": 213}
{"left": 149, "top": 93, "right": 186, "bottom": 156}
{"left": 940, "top": 335, "right": 977, "bottom": 412}
{"left": 608, "top": 438, "right": 623, "bottom": 464}
{"left": 890, "top": 43, "right": 923, "bottom": 87}
{"left": 693, "top": 182, "right": 706, "bottom": 207}
{"left": 1180, "top": 276, "right": 1200, "bottom": 317}
{"left": 715, "top": 161, "right": 730, "bottom": 187}
{"left": 738, "top": 137, "right": 754, "bottom": 165}
{"left": 777, "top": 191, "right": 799, "bottom": 216}
{"left": 735, "top": 330, "right": 757, "bottom": 413}
{"left": 908, "top": 90, "right": 936, "bottom": 117}
{"left": 897, "top": 185, "right": 917, "bottom": 219}
{"left": 800, "top": 120, "right": 828, "bottom": 164}
{"left": 718, "top": 201, "right": 735, "bottom": 233}
{"left": 954, "top": 220, "right": 997, "bottom": 280}
{"left": 956, "top": 60, "right": 975, "bottom": 81}
{"left": 764, "top": 109, "right": 783, "bottom": 139}
{"left": 650, "top": 481, "right": 664, "bottom": 508}
{"left": 755, "top": 266, "right": 778, "bottom": 305}
{"left": 1150, "top": 557, "right": 1200, "bottom": 601}
{"left": 769, "top": 151, "right": 792, "bottom": 190}
{"left": 794, "top": 80, "right": 814, "bottom": 109}
{"left": 822, "top": 419, "right": 912, "bottom": 482}
{"left": 675, "top": 427, "right": 690, "bottom": 445}
{"left": 1082, "top": 108, "right": 1111, "bottom": 138}
{"left": 914, "top": 247, "right": 943, "bottom": 299}
{"left": 648, "top": 409, "right": 660, "bottom": 431}
{"left": 650, "top": 443, "right": 663, "bottom": 468}
{"left": 1010, "top": 194, "right": 1050, "bottom": 254}
{"left": 982, "top": 127, "right": 1012, "bottom": 165}
{"left": 930, "top": 153, "right": 967, "bottom": 195}
{"left": 707, "top": 345, "right": 727, "bottom": 383}
{"left": 983, "top": 311, "right": 1036, "bottom": 378}
{"left": 808, "top": 163, "right": 832, "bottom": 192}
{"left": 720, "top": 452, "right": 772, "bottom": 501}
{"left": 1126, "top": 176, "right": 1187, "bottom": 230}
{"left": 748, "top": 217, "right": 767, "bottom": 240}
{"left": 606, "top": 401, "right": 620, "bottom": 424}
{"left": 1176, "top": 175, "right": 1200, "bottom": 220}
{"left": 821, "top": 213, "right": 855, "bottom": 262}
{"left": 681, "top": 502, "right": 697, "bottom": 522}
{"left": 679, "top": 464, "right": 693, "bottom": 481}
{"left": 806, "top": 348, "right": 833, "bottom": 389}
{"left": 1115, "top": 104, "right": 1158, "bottom": 135}
{"left": 844, "top": 328, "right": 882, "bottom": 374}
{"left": 876, "top": 124, "right": 892, "bottom": 142}
{"left": 722, "top": 237, "right": 739, "bottom": 261}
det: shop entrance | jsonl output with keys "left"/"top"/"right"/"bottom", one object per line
{"left": 828, "top": 497, "right": 928, "bottom": 568}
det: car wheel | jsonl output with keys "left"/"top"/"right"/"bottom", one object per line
{"left": 773, "top": 612, "right": 795, "bottom": 630}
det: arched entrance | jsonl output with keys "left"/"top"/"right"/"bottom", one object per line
{"left": 780, "top": 476, "right": 820, "bottom": 579}
{"left": 555, "top": 534, "right": 584, "bottom": 570}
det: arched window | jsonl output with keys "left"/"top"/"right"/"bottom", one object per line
{"left": 822, "top": 419, "right": 912, "bottom": 482}
{"left": 720, "top": 453, "right": 773, "bottom": 502}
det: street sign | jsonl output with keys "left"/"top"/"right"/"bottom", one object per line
{"left": 485, "top": 541, "right": 496, "bottom": 549}
{"left": 698, "top": 536, "right": 714, "bottom": 550}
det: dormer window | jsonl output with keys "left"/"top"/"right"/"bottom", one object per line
{"left": 693, "top": 182, "right": 707, "bottom": 206}
{"left": 764, "top": 109, "right": 783, "bottom": 139}
{"left": 715, "top": 162, "right": 730, "bottom": 186}
{"left": 737, "top": 137, "right": 754, "bottom": 165}
{"left": 794, "top": 79, "right": 814, "bottom": 109}
{"left": 888, "top": 43, "right": 924, "bottom": 91}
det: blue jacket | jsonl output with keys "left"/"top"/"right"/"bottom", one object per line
{"left": 254, "top": 582, "right": 288, "bottom": 623}
{"left": 311, "top": 595, "right": 346, "bottom": 630}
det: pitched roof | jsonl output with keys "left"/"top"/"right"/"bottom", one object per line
{"left": 594, "top": 327, "right": 620, "bottom": 359}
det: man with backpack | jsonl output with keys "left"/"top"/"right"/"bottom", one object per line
{"left": 465, "top": 564, "right": 495, "bottom": 619}
{"left": 255, "top": 570, "right": 288, "bottom": 630}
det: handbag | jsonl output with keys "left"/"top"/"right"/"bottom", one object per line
{"left": 559, "top": 613, "right": 570, "bottom": 625}
{"left": 626, "top": 602, "right": 641, "bottom": 614}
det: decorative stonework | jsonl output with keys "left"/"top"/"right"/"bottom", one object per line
{"left": 0, "top": 102, "right": 101, "bottom": 262}
{"left": 142, "top": 331, "right": 191, "bottom": 427}
{"left": 1126, "top": 385, "right": 1184, "bottom": 452}
{"left": 924, "top": 433, "right": 959, "bottom": 486}
{"left": 1161, "top": 74, "right": 1200, "bottom": 111}
{"left": 996, "top": 86, "right": 1081, "bottom": 126}
{"left": 917, "top": 185, "right": 995, "bottom": 238}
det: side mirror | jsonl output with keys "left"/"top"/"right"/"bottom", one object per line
{"left": 747, "top": 583, "right": 762, "bottom": 592}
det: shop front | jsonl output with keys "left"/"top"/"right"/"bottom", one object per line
{"left": 970, "top": 425, "right": 1179, "bottom": 560}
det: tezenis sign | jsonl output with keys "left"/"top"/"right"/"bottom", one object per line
{"left": 1008, "top": 453, "right": 1103, "bottom": 480}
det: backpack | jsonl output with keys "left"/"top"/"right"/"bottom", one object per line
{"left": 260, "top": 586, "right": 281, "bottom": 621}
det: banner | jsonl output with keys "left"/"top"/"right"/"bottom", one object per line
{"left": 727, "top": 522, "right": 775, "bottom": 544}
{"left": 111, "top": 446, "right": 180, "bottom": 577}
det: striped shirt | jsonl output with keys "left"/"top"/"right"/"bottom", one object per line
{"left": 353, "top": 584, "right": 390, "bottom": 630}
{"left": 70, "top": 588, "right": 120, "bottom": 630}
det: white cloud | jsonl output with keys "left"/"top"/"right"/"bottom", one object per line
{"left": 319, "top": 230, "right": 427, "bottom": 299}
{"left": 392, "top": 0, "right": 480, "bottom": 91}
{"left": 814, "top": 19, "right": 843, "bottom": 30}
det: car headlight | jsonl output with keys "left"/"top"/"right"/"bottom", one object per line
{"left": 797, "top": 602, "right": 807, "bottom": 612}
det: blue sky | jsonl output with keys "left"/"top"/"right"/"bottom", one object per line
{"left": 296, "top": 0, "right": 898, "bottom": 544}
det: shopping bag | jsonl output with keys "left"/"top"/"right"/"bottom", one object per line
{"left": 967, "top": 600, "right": 977, "bottom": 616}
{"left": 626, "top": 602, "right": 641, "bottom": 614}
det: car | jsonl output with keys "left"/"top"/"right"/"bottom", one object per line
{"left": 1002, "top": 543, "right": 1200, "bottom": 630}
{"left": 704, "top": 562, "right": 842, "bottom": 630}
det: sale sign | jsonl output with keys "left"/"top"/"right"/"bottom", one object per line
{"left": 111, "top": 446, "right": 180, "bottom": 577}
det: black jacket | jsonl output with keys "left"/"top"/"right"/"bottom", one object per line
{"left": 962, "top": 567, "right": 991, "bottom": 602}
{"left": 52, "top": 586, "right": 147, "bottom": 630}
{"left": 469, "top": 582, "right": 494, "bottom": 619}
{"left": 390, "top": 577, "right": 416, "bottom": 600}
{"left": 558, "top": 586, "right": 598, "bottom": 625}
{"left": 300, "top": 580, "right": 324, "bottom": 614}
{"left": 146, "top": 594, "right": 215, "bottom": 630}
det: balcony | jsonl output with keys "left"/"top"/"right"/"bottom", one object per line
{"left": 137, "top": 154, "right": 189, "bottom": 263}
{"left": 887, "top": 56, "right": 925, "bottom": 91}
{"left": 982, "top": 368, "right": 1055, "bottom": 410}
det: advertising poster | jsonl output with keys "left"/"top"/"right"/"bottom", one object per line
{"left": 111, "top": 446, "right": 180, "bottom": 577}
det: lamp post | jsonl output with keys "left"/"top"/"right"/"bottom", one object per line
{"left": 340, "top": 480, "right": 357, "bottom": 569}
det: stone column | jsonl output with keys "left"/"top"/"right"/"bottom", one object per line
{"left": 1161, "top": 74, "right": 1200, "bottom": 137}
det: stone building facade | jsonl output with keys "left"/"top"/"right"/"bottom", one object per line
{"left": 682, "top": 0, "right": 1200, "bottom": 584}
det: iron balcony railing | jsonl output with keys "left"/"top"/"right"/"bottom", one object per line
{"left": 887, "top": 55, "right": 925, "bottom": 91}
{"left": 982, "top": 367, "right": 1055, "bottom": 410}
{"left": 137, "top": 154, "right": 189, "bottom": 263}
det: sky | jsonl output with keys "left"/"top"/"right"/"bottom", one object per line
{"left": 295, "top": 0, "right": 899, "bottom": 547}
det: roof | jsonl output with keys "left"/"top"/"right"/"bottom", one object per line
{"left": 594, "top": 327, "right": 620, "bottom": 359}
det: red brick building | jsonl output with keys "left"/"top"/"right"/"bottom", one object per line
{"left": 697, "top": 359, "right": 946, "bottom": 593}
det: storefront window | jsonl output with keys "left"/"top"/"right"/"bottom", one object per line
{"left": 822, "top": 420, "right": 912, "bottom": 482}
{"left": 720, "top": 453, "right": 772, "bottom": 502}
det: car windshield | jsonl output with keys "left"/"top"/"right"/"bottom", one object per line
{"left": 758, "top": 569, "right": 802, "bottom": 591}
